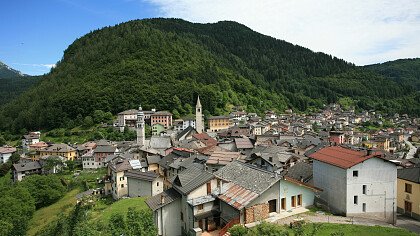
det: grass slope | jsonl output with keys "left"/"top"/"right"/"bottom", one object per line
{"left": 89, "top": 197, "right": 149, "bottom": 223}
{"left": 298, "top": 223, "right": 416, "bottom": 236}
{"left": 27, "top": 188, "right": 80, "bottom": 236}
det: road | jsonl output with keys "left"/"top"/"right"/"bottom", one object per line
{"left": 404, "top": 135, "right": 417, "bottom": 159}
{"left": 397, "top": 214, "right": 420, "bottom": 234}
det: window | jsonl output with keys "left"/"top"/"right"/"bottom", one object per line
{"left": 353, "top": 171, "right": 358, "bottom": 177}
{"left": 207, "top": 182, "right": 211, "bottom": 195}
{"left": 405, "top": 183, "right": 412, "bottom": 193}
{"left": 180, "top": 212, "right": 184, "bottom": 221}
{"left": 197, "top": 204, "right": 204, "bottom": 210}
{"left": 269, "top": 157, "right": 273, "bottom": 162}
{"left": 363, "top": 185, "right": 367, "bottom": 194}
{"left": 297, "top": 194, "right": 302, "bottom": 206}
{"left": 354, "top": 196, "right": 358, "bottom": 204}
{"left": 291, "top": 196, "right": 296, "bottom": 207}
{"left": 157, "top": 182, "right": 159, "bottom": 186}
{"left": 362, "top": 203, "right": 366, "bottom": 212}
{"left": 121, "top": 184, "right": 124, "bottom": 188}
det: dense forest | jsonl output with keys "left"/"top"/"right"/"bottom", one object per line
{"left": 0, "top": 61, "right": 24, "bottom": 79}
{"left": 0, "top": 18, "right": 419, "bottom": 132}
{"left": 0, "top": 76, "right": 42, "bottom": 105}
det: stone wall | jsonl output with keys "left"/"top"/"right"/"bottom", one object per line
{"left": 245, "top": 203, "right": 269, "bottom": 224}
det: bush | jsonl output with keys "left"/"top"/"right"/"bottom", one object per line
{"left": 229, "top": 225, "right": 248, "bottom": 236}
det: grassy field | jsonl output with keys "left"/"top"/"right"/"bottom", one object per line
{"left": 89, "top": 196, "right": 149, "bottom": 223}
{"left": 294, "top": 223, "right": 417, "bottom": 236}
{"left": 27, "top": 188, "right": 81, "bottom": 236}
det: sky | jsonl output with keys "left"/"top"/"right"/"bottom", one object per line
{"left": 1, "top": 0, "right": 419, "bottom": 75}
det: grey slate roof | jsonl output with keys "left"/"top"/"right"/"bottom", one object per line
{"left": 150, "top": 136, "right": 172, "bottom": 150}
{"left": 214, "top": 161, "right": 281, "bottom": 194}
{"left": 146, "top": 188, "right": 181, "bottom": 211}
{"left": 285, "top": 162, "right": 313, "bottom": 183}
{"left": 171, "top": 166, "right": 214, "bottom": 195}
{"left": 95, "top": 145, "right": 117, "bottom": 153}
{"left": 13, "top": 161, "right": 42, "bottom": 172}
{"left": 398, "top": 167, "right": 420, "bottom": 183}
{"left": 146, "top": 155, "right": 161, "bottom": 165}
{"left": 125, "top": 170, "right": 159, "bottom": 182}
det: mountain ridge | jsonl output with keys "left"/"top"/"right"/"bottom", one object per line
{"left": 0, "top": 18, "right": 418, "bottom": 132}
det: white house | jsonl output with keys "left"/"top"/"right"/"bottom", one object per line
{"left": 0, "top": 147, "right": 16, "bottom": 164}
{"left": 309, "top": 146, "right": 397, "bottom": 224}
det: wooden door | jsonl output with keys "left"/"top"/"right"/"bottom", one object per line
{"left": 405, "top": 201, "right": 412, "bottom": 213}
{"left": 198, "top": 219, "right": 203, "bottom": 230}
{"left": 281, "top": 198, "right": 286, "bottom": 210}
{"left": 268, "top": 199, "right": 277, "bottom": 213}
{"left": 291, "top": 196, "right": 296, "bottom": 207}
{"left": 297, "top": 194, "right": 302, "bottom": 206}
{"left": 207, "top": 182, "right": 211, "bottom": 194}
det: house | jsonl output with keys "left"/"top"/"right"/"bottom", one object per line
{"left": 146, "top": 188, "right": 182, "bottom": 236}
{"left": 176, "top": 126, "right": 197, "bottom": 141}
{"left": 12, "top": 161, "right": 42, "bottom": 181}
{"left": 309, "top": 146, "right": 397, "bottom": 224}
{"left": 0, "top": 147, "right": 16, "bottom": 164}
{"left": 160, "top": 166, "right": 217, "bottom": 235}
{"left": 152, "top": 123, "right": 166, "bottom": 136}
{"left": 247, "top": 146, "right": 300, "bottom": 172}
{"left": 329, "top": 131, "right": 345, "bottom": 145}
{"left": 397, "top": 167, "right": 420, "bottom": 220}
{"left": 39, "top": 155, "right": 66, "bottom": 174}
{"left": 207, "top": 116, "right": 231, "bottom": 132}
{"left": 22, "top": 132, "right": 40, "bottom": 151}
{"left": 107, "top": 157, "right": 145, "bottom": 199}
{"left": 182, "top": 116, "right": 196, "bottom": 130}
{"left": 214, "top": 161, "right": 281, "bottom": 225}
{"left": 39, "top": 144, "right": 77, "bottom": 161}
{"left": 151, "top": 111, "right": 173, "bottom": 129}
{"left": 234, "top": 138, "right": 254, "bottom": 153}
{"left": 117, "top": 109, "right": 138, "bottom": 129}
{"left": 126, "top": 170, "right": 163, "bottom": 197}
{"left": 206, "top": 151, "right": 243, "bottom": 172}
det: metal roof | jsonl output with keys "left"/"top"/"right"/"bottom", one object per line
{"left": 125, "top": 170, "right": 159, "bottom": 182}
{"left": 217, "top": 182, "right": 259, "bottom": 210}
{"left": 146, "top": 188, "right": 181, "bottom": 211}
{"left": 234, "top": 138, "right": 254, "bottom": 149}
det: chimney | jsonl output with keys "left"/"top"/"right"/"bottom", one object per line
{"left": 300, "top": 175, "right": 303, "bottom": 182}
{"left": 160, "top": 195, "right": 165, "bottom": 204}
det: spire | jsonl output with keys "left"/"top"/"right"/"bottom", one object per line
{"left": 196, "top": 95, "right": 202, "bottom": 107}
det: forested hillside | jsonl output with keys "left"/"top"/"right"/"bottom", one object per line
{"left": 0, "top": 61, "right": 23, "bottom": 79}
{"left": 0, "top": 18, "right": 418, "bottom": 132}
{"left": 365, "top": 58, "right": 420, "bottom": 90}
{"left": 0, "top": 76, "right": 42, "bottom": 105}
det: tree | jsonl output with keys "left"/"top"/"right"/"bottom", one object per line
{"left": 83, "top": 116, "right": 94, "bottom": 127}
{"left": 229, "top": 225, "right": 248, "bottom": 236}
{"left": 109, "top": 213, "right": 126, "bottom": 236}
{"left": 20, "top": 175, "right": 66, "bottom": 209}
{"left": 9, "top": 153, "right": 21, "bottom": 164}
{"left": 0, "top": 135, "right": 6, "bottom": 146}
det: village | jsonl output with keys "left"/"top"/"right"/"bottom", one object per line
{"left": 2, "top": 96, "right": 420, "bottom": 236}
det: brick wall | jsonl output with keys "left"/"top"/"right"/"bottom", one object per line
{"left": 245, "top": 203, "right": 269, "bottom": 224}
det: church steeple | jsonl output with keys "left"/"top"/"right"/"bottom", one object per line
{"left": 195, "top": 96, "right": 204, "bottom": 133}
{"left": 136, "top": 105, "right": 145, "bottom": 146}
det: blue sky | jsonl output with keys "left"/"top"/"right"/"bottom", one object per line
{"left": 0, "top": 0, "right": 160, "bottom": 75}
{"left": 1, "top": 0, "right": 419, "bottom": 75}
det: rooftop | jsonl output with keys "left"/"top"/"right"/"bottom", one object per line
{"left": 309, "top": 146, "right": 384, "bottom": 169}
{"left": 125, "top": 170, "right": 159, "bottom": 182}
{"left": 146, "top": 188, "right": 181, "bottom": 211}
{"left": 398, "top": 167, "right": 420, "bottom": 184}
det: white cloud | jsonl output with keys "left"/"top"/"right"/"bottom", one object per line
{"left": 146, "top": 0, "right": 420, "bottom": 65}
{"left": 13, "top": 63, "right": 56, "bottom": 69}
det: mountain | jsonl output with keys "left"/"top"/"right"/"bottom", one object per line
{"left": 365, "top": 58, "right": 420, "bottom": 90}
{"left": 0, "top": 61, "right": 24, "bottom": 79}
{"left": 0, "top": 61, "right": 41, "bottom": 106}
{"left": 0, "top": 18, "right": 418, "bottom": 132}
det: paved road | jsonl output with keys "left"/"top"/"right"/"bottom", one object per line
{"left": 397, "top": 214, "right": 420, "bottom": 234}
{"left": 404, "top": 135, "right": 417, "bottom": 159}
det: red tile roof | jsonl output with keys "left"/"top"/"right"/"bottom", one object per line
{"left": 309, "top": 146, "right": 383, "bottom": 169}
{"left": 192, "top": 133, "right": 217, "bottom": 147}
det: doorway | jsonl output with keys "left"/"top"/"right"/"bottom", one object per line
{"left": 268, "top": 199, "right": 277, "bottom": 213}
{"left": 281, "top": 198, "right": 286, "bottom": 210}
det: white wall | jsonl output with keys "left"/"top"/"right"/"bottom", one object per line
{"left": 0, "top": 153, "right": 12, "bottom": 164}
{"left": 157, "top": 198, "right": 182, "bottom": 236}
{"left": 346, "top": 158, "right": 396, "bottom": 223}
{"left": 279, "top": 179, "right": 315, "bottom": 211}
{"left": 313, "top": 160, "right": 347, "bottom": 214}
{"left": 248, "top": 182, "right": 280, "bottom": 212}
{"left": 152, "top": 178, "right": 164, "bottom": 196}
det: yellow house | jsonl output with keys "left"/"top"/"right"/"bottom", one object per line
{"left": 397, "top": 167, "right": 420, "bottom": 220}
{"left": 207, "top": 116, "right": 231, "bottom": 132}
{"left": 39, "top": 144, "right": 77, "bottom": 161}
